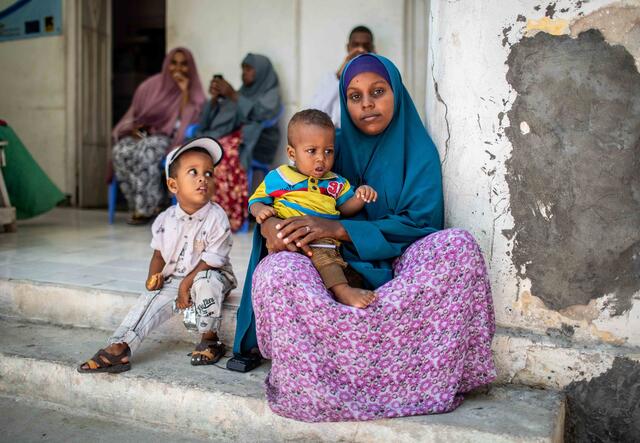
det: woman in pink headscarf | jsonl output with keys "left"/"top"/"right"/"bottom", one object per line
{"left": 112, "top": 47, "right": 206, "bottom": 225}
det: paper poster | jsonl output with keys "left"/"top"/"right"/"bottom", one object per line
{"left": 0, "top": 0, "right": 62, "bottom": 42}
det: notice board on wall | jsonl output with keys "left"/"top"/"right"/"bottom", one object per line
{"left": 0, "top": 0, "right": 62, "bottom": 42}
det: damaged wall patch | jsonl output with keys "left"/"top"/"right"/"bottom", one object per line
{"left": 504, "top": 30, "right": 640, "bottom": 314}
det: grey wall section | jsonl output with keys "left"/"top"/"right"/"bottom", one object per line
{"left": 503, "top": 29, "right": 640, "bottom": 314}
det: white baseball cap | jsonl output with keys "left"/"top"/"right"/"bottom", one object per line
{"left": 165, "top": 137, "right": 224, "bottom": 177}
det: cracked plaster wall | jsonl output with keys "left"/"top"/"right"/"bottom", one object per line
{"left": 425, "top": 0, "right": 640, "bottom": 359}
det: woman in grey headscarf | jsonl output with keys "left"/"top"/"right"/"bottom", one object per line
{"left": 197, "top": 53, "right": 282, "bottom": 231}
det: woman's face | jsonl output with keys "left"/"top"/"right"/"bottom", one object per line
{"left": 168, "top": 50, "right": 189, "bottom": 81}
{"left": 242, "top": 63, "right": 256, "bottom": 86}
{"left": 345, "top": 72, "right": 394, "bottom": 136}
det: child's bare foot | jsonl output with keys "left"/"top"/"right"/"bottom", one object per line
{"left": 77, "top": 342, "right": 131, "bottom": 373}
{"left": 332, "top": 284, "right": 376, "bottom": 308}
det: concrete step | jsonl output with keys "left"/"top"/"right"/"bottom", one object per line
{"left": 0, "top": 317, "right": 565, "bottom": 443}
{"left": 0, "top": 278, "right": 240, "bottom": 346}
{"left": 0, "top": 395, "right": 213, "bottom": 443}
{"left": 1, "top": 277, "right": 634, "bottom": 391}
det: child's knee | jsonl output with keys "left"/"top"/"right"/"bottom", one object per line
{"left": 192, "top": 270, "right": 224, "bottom": 296}
{"left": 192, "top": 271, "right": 226, "bottom": 313}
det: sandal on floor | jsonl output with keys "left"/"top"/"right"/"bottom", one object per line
{"left": 126, "top": 214, "right": 152, "bottom": 225}
{"left": 189, "top": 340, "right": 226, "bottom": 366}
{"left": 77, "top": 348, "right": 131, "bottom": 374}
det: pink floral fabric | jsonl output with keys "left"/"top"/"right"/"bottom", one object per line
{"left": 252, "top": 228, "right": 496, "bottom": 422}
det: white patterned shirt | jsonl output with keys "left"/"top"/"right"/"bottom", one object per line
{"left": 150, "top": 202, "right": 235, "bottom": 283}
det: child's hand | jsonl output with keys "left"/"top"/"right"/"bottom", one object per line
{"left": 355, "top": 185, "right": 377, "bottom": 203}
{"left": 145, "top": 272, "right": 164, "bottom": 291}
{"left": 175, "top": 280, "right": 193, "bottom": 310}
{"left": 255, "top": 206, "right": 277, "bottom": 224}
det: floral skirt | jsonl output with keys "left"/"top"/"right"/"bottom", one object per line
{"left": 212, "top": 130, "right": 248, "bottom": 232}
{"left": 252, "top": 228, "right": 496, "bottom": 422}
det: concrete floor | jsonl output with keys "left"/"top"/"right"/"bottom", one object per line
{"left": 0, "top": 208, "right": 253, "bottom": 303}
{"left": 0, "top": 395, "right": 215, "bottom": 443}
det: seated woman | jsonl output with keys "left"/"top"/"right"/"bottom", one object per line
{"left": 195, "top": 53, "right": 282, "bottom": 231}
{"left": 112, "top": 47, "right": 205, "bottom": 225}
{"left": 232, "top": 54, "right": 496, "bottom": 422}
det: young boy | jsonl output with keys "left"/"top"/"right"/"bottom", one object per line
{"left": 250, "top": 109, "right": 377, "bottom": 309}
{"left": 79, "top": 137, "right": 237, "bottom": 373}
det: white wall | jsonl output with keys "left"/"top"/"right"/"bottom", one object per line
{"left": 0, "top": 24, "right": 70, "bottom": 194}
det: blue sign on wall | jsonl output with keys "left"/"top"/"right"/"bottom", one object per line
{"left": 0, "top": 0, "right": 62, "bottom": 42}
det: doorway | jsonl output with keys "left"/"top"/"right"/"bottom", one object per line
{"left": 112, "top": 0, "right": 166, "bottom": 126}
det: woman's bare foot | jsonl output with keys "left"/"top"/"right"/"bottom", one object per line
{"left": 332, "top": 284, "right": 376, "bottom": 308}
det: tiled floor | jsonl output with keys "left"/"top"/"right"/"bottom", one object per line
{"left": 0, "top": 209, "right": 253, "bottom": 301}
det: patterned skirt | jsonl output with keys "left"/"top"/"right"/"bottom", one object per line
{"left": 252, "top": 228, "right": 496, "bottom": 422}
{"left": 212, "top": 130, "right": 248, "bottom": 232}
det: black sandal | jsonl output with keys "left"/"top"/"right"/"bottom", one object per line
{"left": 77, "top": 348, "right": 131, "bottom": 374}
{"left": 189, "top": 340, "right": 226, "bottom": 366}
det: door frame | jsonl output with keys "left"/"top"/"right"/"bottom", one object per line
{"left": 64, "top": 0, "right": 112, "bottom": 207}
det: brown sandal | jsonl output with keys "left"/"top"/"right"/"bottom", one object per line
{"left": 77, "top": 348, "right": 131, "bottom": 374}
{"left": 189, "top": 340, "right": 225, "bottom": 366}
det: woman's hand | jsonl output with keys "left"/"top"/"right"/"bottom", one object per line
{"left": 260, "top": 217, "right": 298, "bottom": 254}
{"left": 208, "top": 79, "right": 221, "bottom": 102}
{"left": 275, "top": 216, "right": 348, "bottom": 256}
{"left": 173, "top": 72, "right": 190, "bottom": 94}
{"left": 213, "top": 78, "right": 238, "bottom": 102}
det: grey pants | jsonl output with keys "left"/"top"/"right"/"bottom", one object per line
{"left": 112, "top": 135, "right": 171, "bottom": 217}
{"left": 109, "top": 270, "right": 235, "bottom": 355}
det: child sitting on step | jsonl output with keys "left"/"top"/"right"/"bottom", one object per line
{"left": 78, "top": 137, "right": 237, "bottom": 373}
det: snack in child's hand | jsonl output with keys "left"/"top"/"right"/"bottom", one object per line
{"left": 146, "top": 272, "right": 164, "bottom": 291}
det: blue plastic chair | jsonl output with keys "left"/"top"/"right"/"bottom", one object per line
{"left": 184, "top": 123, "right": 200, "bottom": 139}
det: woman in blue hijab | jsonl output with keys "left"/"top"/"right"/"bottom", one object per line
{"left": 233, "top": 54, "right": 496, "bottom": 422}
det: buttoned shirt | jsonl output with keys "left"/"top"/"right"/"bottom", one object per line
{"left": 249, "top": 165, "right": 354, "bottom": 219}
{"left": 150, "top": 202, "right": 235, "bottom": 282}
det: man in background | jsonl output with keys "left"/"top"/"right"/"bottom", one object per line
{"left": 310, "top": 26, "right": 375, "bottom": 129}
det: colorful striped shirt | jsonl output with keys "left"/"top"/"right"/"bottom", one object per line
{"left": 249, "top": 165, "right": 354, "bottom": 219}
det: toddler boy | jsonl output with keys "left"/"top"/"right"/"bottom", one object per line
{"left": 250, "top": 109, "right": 377, "bottom": 308}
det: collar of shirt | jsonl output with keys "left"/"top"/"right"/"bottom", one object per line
{"left": 275, "top": 165, "right": 338, "bottom": 186}
{"left": 174, "top": 202, "right": 212, "bottom": 222}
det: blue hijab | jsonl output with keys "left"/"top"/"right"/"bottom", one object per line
{"left": 233, "top": 54, "right": 444, "bottom": 354}
{"left": 335, "top": 53, "right": 444, "bottom": 287}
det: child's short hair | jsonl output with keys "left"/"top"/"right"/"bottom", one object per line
{"left": 287, "top": 109, "right": 335, "bottom": 145}
{"left": 168, "top": 147, "right": 212, "bottom": 178}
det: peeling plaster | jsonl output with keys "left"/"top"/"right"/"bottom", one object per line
{"left": 513, "top": 291, "right": 627, "bottom": 345}
{"left": 504, "top": 29, "right": 640, "bottom": 315}
{"left": 571, "top": 4, "right": 640, "bottom": 70}
{"left": 526, "top": 16, "right": 570, "bottom": 35}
